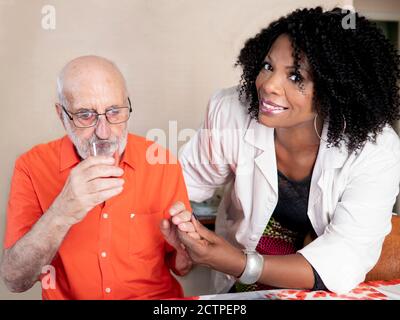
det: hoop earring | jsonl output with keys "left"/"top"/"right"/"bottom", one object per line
{"left": 314, "top": 114, "right": 347, "bottom": 142}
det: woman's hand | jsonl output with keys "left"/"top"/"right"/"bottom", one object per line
{"left": 169, "top": 208, "right": 246, "bottom": 278}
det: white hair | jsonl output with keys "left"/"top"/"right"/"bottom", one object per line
{"left": 56, "top": 68, "right": 68, "bottom": 107}
{"left": 62, "top": 109, "right": 128, "bottom": 159}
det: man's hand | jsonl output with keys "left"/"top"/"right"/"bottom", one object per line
{"left": 160, "top": 219, "right": 193, "bottom": 276}
{"left": 160, "top": 201, "right": 199, "bottom": 276}
{"left": 51, "top": 156, "right": 124, "bottom": 226}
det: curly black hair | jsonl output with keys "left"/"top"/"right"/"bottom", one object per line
{"left": 236, "top": 7, "right": 400, "bottom": 152}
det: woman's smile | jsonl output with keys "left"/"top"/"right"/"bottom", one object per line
{"left": 259, "top": 99, "right": 289, "bottom": 115}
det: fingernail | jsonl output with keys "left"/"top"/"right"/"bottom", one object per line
{"left": 162, "top": 219, "right": 169, "bottom": 229}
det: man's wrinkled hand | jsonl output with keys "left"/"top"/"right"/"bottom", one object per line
{"left": 51, "top": 156, "right": 124, "bottom": 226}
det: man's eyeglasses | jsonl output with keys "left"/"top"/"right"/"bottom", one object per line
{"left": 61, "top": 98, "right": 132, "bottom": 128}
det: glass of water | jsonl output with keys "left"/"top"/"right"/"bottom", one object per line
{"left": 90, "top": 140, "right": 120, "bottom": 165}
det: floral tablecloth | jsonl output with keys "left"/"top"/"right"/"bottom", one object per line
{"left": 196, "top": 279, "right": 400, "bottom": 300}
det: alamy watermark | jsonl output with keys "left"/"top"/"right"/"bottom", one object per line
{"left": 41, "top": 5, "right": 56, "bottom": 30}
{"left": 341, "top": 5, "right": 356, "bottom": 30}
{"left": 145, "top": 121, "right": 256, "bottom": 176}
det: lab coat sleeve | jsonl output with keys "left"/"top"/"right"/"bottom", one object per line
{"left": 298, "top": 139, "right": 400, "bottom": 294}
{"left": 179, "top": 90, "right": 235, "bottom": 202}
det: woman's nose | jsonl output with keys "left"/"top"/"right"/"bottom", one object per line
{"left": 260, "top": 72, "right": 284, "bottom": 96}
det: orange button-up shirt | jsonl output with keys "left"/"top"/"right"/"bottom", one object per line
{"left": 4, "top": 134, "right": 191, "bottom": 300}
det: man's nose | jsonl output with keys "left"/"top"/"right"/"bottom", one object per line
{"left": 95, "top": 115, "right": 111, "bottom": 139}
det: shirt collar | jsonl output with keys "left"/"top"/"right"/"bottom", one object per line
{"left": 120, "top": 133, "right": 136, "bottom": 169}
{"left": 60, "top": 135, "right": 81, "bottom": 172}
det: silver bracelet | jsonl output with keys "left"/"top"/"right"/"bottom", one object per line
{"left": 238, "top": 250, "right": 264, "bottom": 285}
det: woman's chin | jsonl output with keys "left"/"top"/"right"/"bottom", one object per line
{"left": 258, "top": 114, "right": 278, "bottom": 128}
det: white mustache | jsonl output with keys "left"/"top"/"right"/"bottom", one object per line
{"left": 89, "top": 139, "right": 118, "bottom": 157}
{"left": 63, "top": 113, "right": 127, "bottom": 159}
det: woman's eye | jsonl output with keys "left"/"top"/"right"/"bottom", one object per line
{"left": 262, "top": 62, "right": 272, "bottom": 71}
{"left": 289, "top": 73, "right": 303, "bottom": 83}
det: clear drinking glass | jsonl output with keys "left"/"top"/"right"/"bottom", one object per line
{"left": 90, "top": 140, "right": 120, "bottom": 165}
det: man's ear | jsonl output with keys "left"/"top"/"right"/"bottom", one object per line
{"left": 55, "top": 103, "right": 66, "bottom": 130}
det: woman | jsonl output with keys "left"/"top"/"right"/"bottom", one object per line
{"left": 169, "top": 7, "right": 400, "bottom": 294}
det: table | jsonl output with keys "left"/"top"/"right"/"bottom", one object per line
{"left": 194, "top": 279, "right": 400, "bottom": 300}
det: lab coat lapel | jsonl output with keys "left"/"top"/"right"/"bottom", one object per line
{"left": 308, "top": 122, "right": 348, "bottom": 235}
{"left": 242, "top": 119, "right": 278, "bottom": 240}
{"left": 244, "top": 119, "right": 278, "bottom": 196}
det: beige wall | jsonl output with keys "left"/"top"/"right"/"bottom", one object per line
{"left": 0, "top": 0, "right": 359, "bottom": 299}
{"left": 355, "top": 0, "right": 400, "bottom": 13}
{"left": 355, "top": 0, "right": 400, "bottom": 214}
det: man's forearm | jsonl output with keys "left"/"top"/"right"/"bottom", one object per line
{"left": 0, "top": 206, "right": 71, "bottom": 292}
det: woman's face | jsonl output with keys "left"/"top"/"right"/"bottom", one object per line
{"left": 256, "top": 34, "right": 315, "bottom": 129}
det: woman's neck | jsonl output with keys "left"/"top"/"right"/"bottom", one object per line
{"left": 274, "top": 119, "right": 322, "bottom": 154}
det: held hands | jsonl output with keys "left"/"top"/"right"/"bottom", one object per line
{"left": 165, "top": 202, "right": 246, "bottom": 278}
{"left": 51, "top": 156, "right": 124, "bottom": 226}
{"left": 160, "top": 201, "right": 198, "bottom": 276}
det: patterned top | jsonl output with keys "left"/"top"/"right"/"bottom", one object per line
{"left": 236, "top": 170, "right": 327, "bottom": 292}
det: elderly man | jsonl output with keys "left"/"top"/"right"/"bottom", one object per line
{"left": 0, "top": 56, "right": 194, "bottom": 300}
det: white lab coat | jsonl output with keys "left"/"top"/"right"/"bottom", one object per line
{"left": 179, "top": 86, "right": 400, "bottom": 294}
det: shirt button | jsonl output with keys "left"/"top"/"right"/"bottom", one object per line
{"left": 130, "top": 213, "right": 135, "bottom": 219}
{"left": 105, "top": 288, "right": 111, "bottom": 294}
{"left": 103, "top": 213, "right": 109, "bottom": 219}
{"left": 101, "top": 251, "right": 107, "bottom": 258}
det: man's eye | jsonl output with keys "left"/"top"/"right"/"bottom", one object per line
{"left": 77, "top": 112, "right": 95, "bottom": 120}
{"left": 107, "top": 108, "right": 120, "bottom": 116}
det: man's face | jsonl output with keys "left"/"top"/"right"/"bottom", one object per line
{"left": 58, "top": 63, "right": 129, "bottom": 159}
